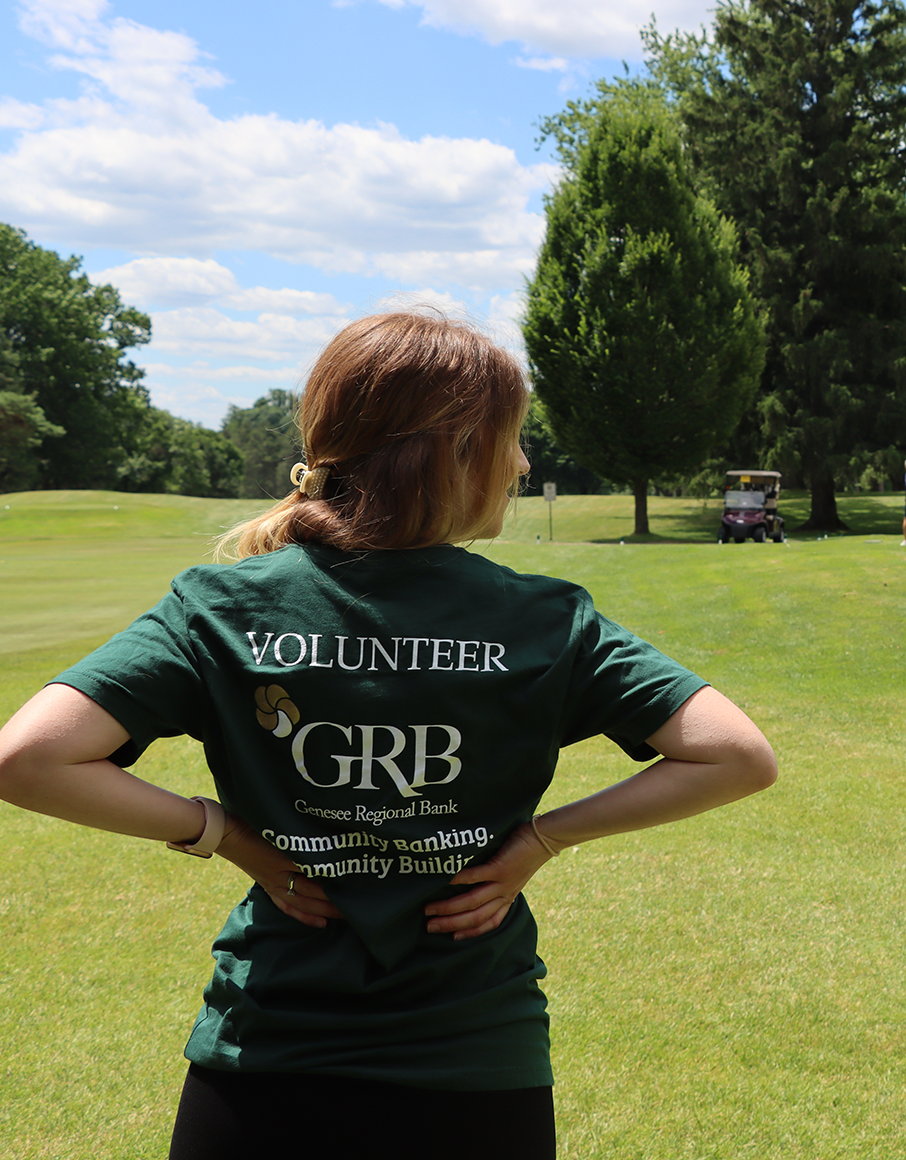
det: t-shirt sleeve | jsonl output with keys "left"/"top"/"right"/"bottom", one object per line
{"left": 48, "top": 585, "right": 205, "bottom": 767}
{"left": 559, "top": 597, "right": 708, "bottom": 760}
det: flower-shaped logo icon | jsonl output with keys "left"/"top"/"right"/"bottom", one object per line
{"left": 254, "top": 685, "right": 301, "bottom": 739}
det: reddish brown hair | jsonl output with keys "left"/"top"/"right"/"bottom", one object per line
{"left": 218, "top": 312, "right": 529, "bottom": 557}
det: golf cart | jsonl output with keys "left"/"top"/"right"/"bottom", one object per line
{"left": 719, "top": 470, "right": 785, "bottom": 543}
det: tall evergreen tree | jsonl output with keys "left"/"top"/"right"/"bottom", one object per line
{"left": 524, "top": 82, "right": 764, "bottom": 534}
{"left": 646, "top": 0, "right": 906, "bottom": 528}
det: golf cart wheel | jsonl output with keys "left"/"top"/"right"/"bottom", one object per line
{"left": 772, "top": 528, "right": 784, "bottom": 543}
{"left": 753, "top": 526, "right": 766, "bottom": 543}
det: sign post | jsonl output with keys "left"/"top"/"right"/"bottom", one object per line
{"left": 542, "top": 481, "right": 556, "bottom": 541}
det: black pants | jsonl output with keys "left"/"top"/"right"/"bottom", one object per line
{"left": 169, "top": 1063, "right": 556, "bottom": 1160}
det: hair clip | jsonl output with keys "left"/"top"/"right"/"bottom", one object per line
{"left": 289, "top": 463, "right": 331, "bottom": 500}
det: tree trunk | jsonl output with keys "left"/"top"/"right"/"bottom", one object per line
{"left": 799, "top": 466, "right": 848, "bottom": 531}
{"left": 632, "top": 479, "right": 650, "bottom": 535}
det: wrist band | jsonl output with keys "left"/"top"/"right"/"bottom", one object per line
{"left": 531, "top": 815, "right": 561, "bottom": 858}
{"left": 166, "top": 797, "right": 226, "bottom": 858}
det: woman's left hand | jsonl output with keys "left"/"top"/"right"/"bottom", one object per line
{"left": 215, "top": 814, "right": 345, "bottom": 928}
{"left": 423, "top": 822, "right": 554, "bottom": 940}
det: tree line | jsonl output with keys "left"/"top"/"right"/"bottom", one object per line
{"left": 524, "top": 0, "right": 906, "bottom": 531}
{"left": 0, "top": 220, "right": 605, "bottom": 504}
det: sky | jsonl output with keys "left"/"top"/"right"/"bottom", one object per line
{"left": 0, "top": 0, "right": 715, "bottom": 427}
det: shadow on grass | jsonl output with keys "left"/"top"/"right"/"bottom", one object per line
{"left": 588, "top": 492, "right": 902, "bottom": 544}
{"left": 590, "top": 537, "right": 734, "bottom": 545}
{"left": 780, "top": 492, "right": 902, "bottom": 536}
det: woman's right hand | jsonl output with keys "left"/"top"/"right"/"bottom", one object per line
{"left": 215, "top": 814, "right": 345, "bottom": 928}
{"left": 423, "top": 821, "right": 558, "bottom": 940}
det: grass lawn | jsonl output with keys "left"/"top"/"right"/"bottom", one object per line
{"left": 1, "top": 489, "right": 905, "bottom": 1158}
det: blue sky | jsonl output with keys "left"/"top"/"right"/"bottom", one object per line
{"left": 0, "top": 0, "right": 712, "bottom": 426}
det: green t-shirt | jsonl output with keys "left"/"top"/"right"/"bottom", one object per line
{"left": 52, "top": 543, "right": 706, "bottom": 1090}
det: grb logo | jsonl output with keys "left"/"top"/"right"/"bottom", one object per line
{"left": 292, "top": 722, "right": 462, "bottom": 800}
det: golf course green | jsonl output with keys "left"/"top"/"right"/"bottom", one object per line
{"left": 1, "top": 488, "right": 904, "bottom": 1159}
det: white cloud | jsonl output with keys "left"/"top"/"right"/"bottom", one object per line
{"left": 84, "top": 257, "right": 354, "bottom": 422}
{"left": 19, "top": 0, "right": 111, "bottom": 51}
{"left": 225, "top": 287, "right": 349, "bottom": 316}
{"left": 0, "top": 98, "right": 47, "bottom": 129}
{"left": 149, "top": 306, "right": 344, "bottom": 363}
{"left": 140, "top": 377, "right": 251, "bottom": 428}
{"left": 148, "top": 363, "right": 352, "bottom": 426}
{"left": 144, "top": 361, "right": 303, "bottom": 385}
{"left": 374, "top": 0, "right": 713, "bottom": 60}
{"left": 92, "top": 256, "right": 351, "bottom": 316}
{"left": 488, "top": 289, "right": 526, "bottom": 329}
{"left": 1, "top": 0, "right": 554, "bottom": 292}
{"left": 368, "top": 248, "right": 536, "bottom": 293}
{"left": 187, "top": 365, "right": 301, "bottom": 382}
{"left": 513, "top": 56, "right": 570, "bottom": 73}
{"left": 21, "top": 0, "right": 227, "bottom": 125}
{"left": 92, "top": 257, "right": 238, "bottom": 306}
{"left": 485, "top": 291, "right": 528, "bottom": 363}
{"left": 87, "top": 257, "right": 353, "bottom": 417}
{"left": 143, "top": 359, "right": 308, "bottom": 419}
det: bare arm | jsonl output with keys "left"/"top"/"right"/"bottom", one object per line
{"left": 0, "top": 684, "right": 342, "bottom": 927}
{"left": 531, "top": 684, "right": 777, "bottom": 846}
{"left": 425, "top": 686, "right": 777, "bottom": 939}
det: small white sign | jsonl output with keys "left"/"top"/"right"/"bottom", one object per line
{"left": 543, "top": 482, "right": 557, "bottom": 503}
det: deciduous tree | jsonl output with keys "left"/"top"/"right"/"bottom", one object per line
{"left": 221, "top": 389, "right": 300, "bottom": 499}
{"left": 0, "top": 391, "right": 66, "bottom": 493}
{"left": 0, "top": 224, "right": 151, "bottom": 489}
{"left": 117, "top": 407, "right": 243, "bottom": 498}
{"left": 524, "top": 82, "right": 764, "bottom": 534}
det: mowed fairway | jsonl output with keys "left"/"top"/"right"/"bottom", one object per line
{"left": 1, "top": 489, "right": 904, "bottom": 1159}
